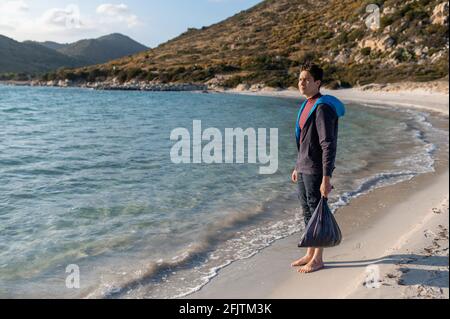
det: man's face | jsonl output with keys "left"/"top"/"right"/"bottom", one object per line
{"left": 298, "top": 71, "right": 321, "bottom": 97}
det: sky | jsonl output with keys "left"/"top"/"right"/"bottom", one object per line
{"left": 0, "top": 0, "right": 262, "bottom": 47}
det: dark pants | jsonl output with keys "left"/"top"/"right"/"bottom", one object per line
{"left": 297, "top": 173, "right": 323, "bottom": 226}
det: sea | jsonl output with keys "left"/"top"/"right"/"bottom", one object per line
{"left": 0, "top": 84, "right": 448, "bottom": 298}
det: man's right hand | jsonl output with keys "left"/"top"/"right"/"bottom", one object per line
{"left": 291, "top": 169, "right": 298, "bottom": 183}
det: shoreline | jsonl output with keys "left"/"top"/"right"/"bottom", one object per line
{"left": 185, "top": 87, "right": 449, "bottom": 299}
{"left": 2, "top": 80, "right": 448, "bottom": 299}
{"left": 1, "top": 80, "right": 448, "bottom": 116}
{"left": 224, "top": 87, "right": 450, "bottom": 116}
{"left": 0, "top": 80, "right": 209, "bottom": 92}
{"left": 186, "top": 149, "right": 449, "bottom": 299}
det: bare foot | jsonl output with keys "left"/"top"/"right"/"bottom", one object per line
{"left": 298, "top": 260, "right": 324, "bottom": 273}
{"left": 291, "top": 255, "right": 314, "bottom": 267}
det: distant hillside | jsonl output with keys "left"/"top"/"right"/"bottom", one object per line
{"left": 51, "top": 0, "right": 448, "bottom": 88}
{"left": 0, "top": 35, "right": 83, "bottom": 74}
{"left": 28, "top": 41, "right": 69, "bottom": 51}
{"left": 57, "top": 33, "right": 148, "bottom": 65}
{"left": 0, "top": 33, "right": 148, "bottom": 77}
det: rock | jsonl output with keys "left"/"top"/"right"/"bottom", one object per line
{"left": 384, "top": 57, "right": 399, "bottom": 66}
{"left": 358, "top": 35, "right": 395, "bottom": 52}
{"left": 207, "top": 83, "right": 223, "bottom": 90}
{"left": 417, "top": 58, "right": 426, "bottom": 65}
{"left": 354, "top": 53, "right": 367, "bottom": 64}
{"left": 57, "top": 79, "right": 73, "bottom": 87}
{"left": 379, "top": 35, "right": 396, "bottom": 50}
{"left": 431, "top": 2, "right": 449, "bottom": 25}
{"left": 430, "top": 50, "right": 446, "bottom": 63}
{"left": 235, "top": 83, "right": 250, "bottom": 91}
{"left": 410, "top": 36, "right": 421, "bottom": 44}
{"left": 250, "top": 83, "right": 265, "bottom": 91}
{"left": 414, "top": 47, "right": 424, "bottom": 58}
{"left": 261, "top": 86, "right": 281, "bottom": 92}
{"left": 383, "top": 7, "right": 395, "bottom": 15}
{"left": 335, "top": 49, "right": 351, "bottom": 64}
{"left": 19, "top": 80, "right": 208, "bottom": 92}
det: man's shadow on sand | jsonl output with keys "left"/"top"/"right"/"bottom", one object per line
{"left": 324, "top": 254, "right": 449, "bottom": 289}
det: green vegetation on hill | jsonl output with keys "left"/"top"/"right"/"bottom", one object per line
{"left": 0, "top": 33, "right": 148, "bottom": 76}
{"left": 0, "top": 35, "right": 83, "bottom": 74}
{"left": 44, "top": 0, "right": 450, "bottom": 88}
{"left": 24, "top": 41, "right": 69, "bottom": 51}
{"left": 57, "top": 33, "right": 148, "bottom": 65}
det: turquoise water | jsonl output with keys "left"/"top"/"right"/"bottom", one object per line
{"left": 0, "top": 85, "right": 447, "bottom": 298}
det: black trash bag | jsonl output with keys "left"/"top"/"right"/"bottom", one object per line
{"left": 298, "top": 197, "right": 342, "bottom": 248}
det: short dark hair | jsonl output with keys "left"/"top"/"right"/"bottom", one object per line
{"left": 300, "top": 62, "right": 324, "bottom": 83}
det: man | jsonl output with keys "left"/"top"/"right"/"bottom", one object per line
{"left": 290, "top": 63, "right": 345, "bottom": 274}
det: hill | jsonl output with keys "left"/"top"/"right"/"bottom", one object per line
{"left": 25, "top": 41, "right": 70, "bottom": 51}
{"left": 43, "top": 0, "right": 450, "bottom": 88}
{"left": 56, "top": 33, "right": 148, "bottom": 65}
{"left": 0, "top": 33, "right": 148, "bottom": 78}
{"left": 0, "top": 35, "right": 83, "bottom": 75}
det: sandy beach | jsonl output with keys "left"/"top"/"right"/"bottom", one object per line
{"left": 186, "top": 86, "right": 449, "bottom": 299}
{"left": 223, "top": 84, "right": 449, "bottom": 116}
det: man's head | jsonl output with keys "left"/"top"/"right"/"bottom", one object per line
{"left": 298, "top": 62, "right": 324, "bottom": 98}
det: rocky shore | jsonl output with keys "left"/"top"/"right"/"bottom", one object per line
{"left": 0, "top": 79, "right": 209, "bottom": 92}
{"left": 1, "top": 77, "right": 448, "bottom": 96}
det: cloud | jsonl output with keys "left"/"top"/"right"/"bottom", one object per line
{"left": 0, "top": 0, "right": 29, "bottom": 12}
{"left": 0, "top": 0, "right": 29, "bottom": 31}
{"left": 40, "top": 5, "right": 83, "bottom": 29}
{"left": 96, "top": 3, "right": 129, "bottom": 16}
{"left": 0, "top": 24, "right": 15, "bottom": 32}
{"left": 0, "top": 2, "right": 96, "bottom": 42}
{"left": 96, "top": 3, "right": 140, "bottom": 28}
{"left": 0, "top": 1, "right": 142, "bottom": 43}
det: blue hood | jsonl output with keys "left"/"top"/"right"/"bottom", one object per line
{"left": 295, "top": 95, "right": 346, "bottom": 149}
